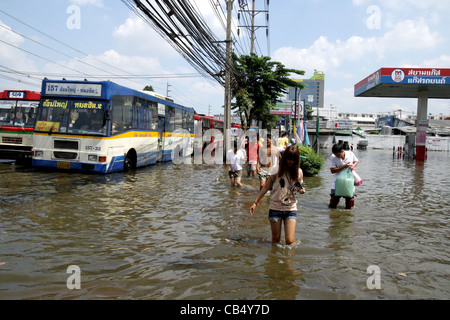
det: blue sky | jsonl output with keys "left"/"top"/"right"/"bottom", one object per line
{"left": 1, "top": 0, "right": 449, "bottom": 117}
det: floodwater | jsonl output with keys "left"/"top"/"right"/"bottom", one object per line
{"left": 0, "top": 149, "right": 449, "bottom": 300}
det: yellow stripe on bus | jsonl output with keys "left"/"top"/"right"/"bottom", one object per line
{"left": 34, "top": 131, "right": 195, "bottom": 140}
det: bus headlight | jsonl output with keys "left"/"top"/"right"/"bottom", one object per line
{"left": 88, "top": 155, "right": 98, "bottom": 162}
{"left": 34, "top": 150, "right": 43, "bottom": 158}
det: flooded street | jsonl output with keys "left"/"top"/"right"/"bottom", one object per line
{"left": 0, "top": 149, "right": 449, "bottom": 300}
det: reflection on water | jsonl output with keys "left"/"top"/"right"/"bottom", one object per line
{"left": 0, "top": 150, "right": 449, "bottom": 300}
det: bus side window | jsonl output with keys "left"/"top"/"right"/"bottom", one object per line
{"left": 188, "top": 113, "right": 194, "bottom": 133}
{"left": 165, "top": 106, "right": 175, "bottom": 132}
{"left": 111, "top": 96, "right": 124, "bottom": 134}
{"left": 182, "top": 110, "right": 187, "bottom": 131}
{"left": 175, "top": 108, "right": 182, "bottom": 130}
{"left": 137, "top": 99, "right": 146, "bottom": 130}
{"left": 123, "top": 97, "right": 133, "bottom": 130}
{"left": 150, "top": 102, "right": 158, "bottom": 131}
{"left": 145, "top": 102, "right": 152, "bottom": 130}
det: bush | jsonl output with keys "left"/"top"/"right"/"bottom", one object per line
{"left": 297, "top": 145, "right": 324, "bottom": 177}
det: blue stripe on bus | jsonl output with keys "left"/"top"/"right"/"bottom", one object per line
{"left": 162, "top": 150, "right": 173, "bottom": 162}
{"left": 136, "top": 151, "right": 158, "bottom": 167}
{"left": 32, "top": 150, "right": 177, "bottom": 174}
{"left": 107, "top": 155, "right": 125, "bottom": 173}
{"left": 32, "top": 159, "right": 108, "bottom": 174}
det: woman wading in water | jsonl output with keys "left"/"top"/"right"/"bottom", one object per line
{"left": 250, "top": 146, "right": 306, "bottom": 245}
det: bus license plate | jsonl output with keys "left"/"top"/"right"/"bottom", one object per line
{"left": 57, "top": 161, "right": 71, "bottom": 170}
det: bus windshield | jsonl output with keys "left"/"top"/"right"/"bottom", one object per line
{"left": 35, "top": 99, "right": 107, "bottom": 136}
{"left": 0, "top": 100, "right": 38, "bottom": 127}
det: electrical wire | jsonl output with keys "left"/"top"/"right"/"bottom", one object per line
{"left": 122, "top": 0, "right": 232, "bottom": 86}
{"left": 0, "top": 4, "right": 233, "bottom": 112}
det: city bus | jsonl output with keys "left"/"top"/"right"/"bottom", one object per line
{"left": 194, "top": 114, "right": 224, "bottom": 153}
{"left": 32, "top": 80, "right": 195, "bottom": 173}
{"left": 0, "top": 90, "right": 40, "bottom": 162}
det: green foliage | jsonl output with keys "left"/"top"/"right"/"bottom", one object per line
{"left": 231, "top": 53, "right": 305, "bottom": 130}
{"left": 305, "top": 104, "right": 314, "bottom": 120}
{"left": 297, "top": 145, "right": 324, "bottom": 177}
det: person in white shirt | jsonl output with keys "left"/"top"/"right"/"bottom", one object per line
{"left": 329, "top": 143, "right": 359, "bottom": 209}
{"left": 226, "top": 141, "right": 246, "bottom": 187}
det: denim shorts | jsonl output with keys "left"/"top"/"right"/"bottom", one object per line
{"left": 268, "top": 209, "right": 298, "bottom": 222}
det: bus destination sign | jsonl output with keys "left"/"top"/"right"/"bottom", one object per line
{"left": 45, "top": 82, "right": 102, "bottom": 97}
{"left": 7, "top": 91, "right": 26, "bottom": 99}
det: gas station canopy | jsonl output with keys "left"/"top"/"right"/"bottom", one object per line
{"left": 355, "top": 67, "right": 450, "bottom": 161}
{"left": 355, "top": 68, "right": 450, "bottom": 98}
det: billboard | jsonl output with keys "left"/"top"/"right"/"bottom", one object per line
{"left": 355, "top": 68, "right": 450, "bottom": 97}
{"left": 271, "top": 101, "right": 304, "bottom": 118}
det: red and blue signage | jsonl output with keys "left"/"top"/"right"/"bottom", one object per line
{"left": 355, "top": 68, "right": 450, "bottom": 97}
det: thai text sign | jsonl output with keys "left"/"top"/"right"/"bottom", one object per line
{"left": 271, "top": 102, "right": 304, "bottom": 118}
{"left": 355, "top": 68, "right": 450, "bottom": 96}
{"left": 271, "top": 103, "right": 291, "bottom": 115}
{"left": 45, "top": 82, "right": 103, "bottom": 97}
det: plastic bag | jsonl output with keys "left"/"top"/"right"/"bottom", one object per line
{"left": 335, "top": 168, "right": 355, "bottom": 198}
{"left": 351, "top": 168, "right": 363, "bottom": 186}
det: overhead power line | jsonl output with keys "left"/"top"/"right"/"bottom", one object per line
{"left": 237, "top": 0, "right": 270, "bottom": 55}
{"left": 0, "top": 70, "right": 204, "bottom": 79}
{"left": 121, "top": 0, "right": 232, "bottom": 86}
{"left": 0, "top": 9, "right": 144, "bottom": 83}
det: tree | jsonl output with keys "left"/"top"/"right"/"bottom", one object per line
{"left": 231, "top": 53, "right": 305, "bottom": 130}
{"left": 143, "top": 85, "right": 154, "bottom": 92}
{"left": 305, "top": 103, "right": 314, "bottom": 120}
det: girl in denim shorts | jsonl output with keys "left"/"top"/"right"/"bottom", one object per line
{"left": 250, "top": 146, "right": 306, "bottom": 245}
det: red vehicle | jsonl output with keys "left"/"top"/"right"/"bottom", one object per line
{"left": 0, "top": 90, "right": 40, "bottom": 162}
{"left": 194, "top": 113, "right": 224, "bottom": 153}
{"left": 231, "top": 123, "right": 241, "bottom": 137}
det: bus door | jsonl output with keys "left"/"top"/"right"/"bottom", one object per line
{"left": 157, "top": 116, "right": 165, "bottom": 162}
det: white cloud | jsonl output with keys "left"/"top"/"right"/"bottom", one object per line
{"left": 272, "top": 17, "right": 441, "bottom": 76}
{"left": 0, "top": 20, "right": 38, "bottom": 74}
{"left": 38, "top": 48, "right": 223, "bottom": 113}
{"left": 327, "top": 86, "right": 419, "bottom": 114}
{"left": 0, "top": 21, "right": 24, "bottom": 46}
{"left": 113, "top": 16, "right": 177, "bottom": 58}
{"left": 353, "top": 0, "right": 450, "bottom": 11}
{"left": 382, "top": 19, "right": 442, "bottom": 50}
{"left": 42, "top": 49, "right": 163, "bottom": 81}
{"left": 272, "top": 35, "right": 381, "bottom": 76}
{"left": 69, "top": 0, "right": 104, "bottom": 7}
{"left": 423, "top": 55, "right": 450, "bottom": 68}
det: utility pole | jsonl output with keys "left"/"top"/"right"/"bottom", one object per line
{"left": 224, "top": 0, "right": 234, "bottom": 158}
{"left": 166, "top": 80, "right": 171, "bottom": 98}
{"left": 250, "top": 0, "right": 256, "bottom": 54}
{"left": 238, "top": 0, "right": 269, "bottom": 54}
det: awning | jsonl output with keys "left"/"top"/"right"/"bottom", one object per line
{"left": 355, "top": 68, "right": 450, "bottom": 98}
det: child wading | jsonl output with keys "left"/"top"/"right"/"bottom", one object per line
{"left": 250, "top": 146, "right": 306, "bottom": 245}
